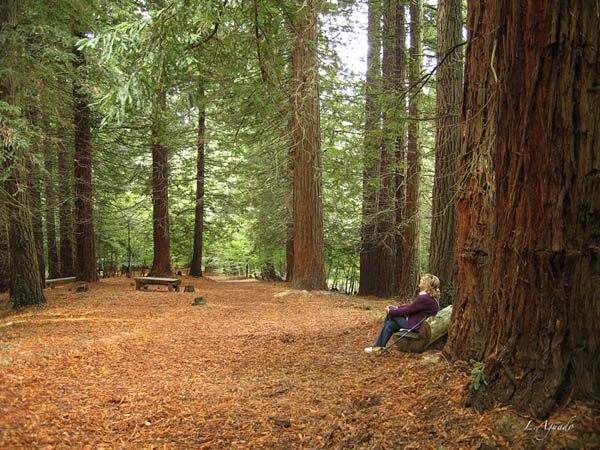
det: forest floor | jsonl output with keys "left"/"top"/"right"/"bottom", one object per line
{"left": 0, "top": 275, "right": 598, "bottom": 449}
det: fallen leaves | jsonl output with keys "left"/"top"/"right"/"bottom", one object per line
{"left": 0, "top": 275, "right": 597, "bottom": 448}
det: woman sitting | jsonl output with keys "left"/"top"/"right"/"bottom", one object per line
{"left": 365, "top": 274, "right": 441, "bottom": 353}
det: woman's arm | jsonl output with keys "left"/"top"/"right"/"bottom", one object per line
{"left": 388, "top": 295, "right": 428, "bottom": 316}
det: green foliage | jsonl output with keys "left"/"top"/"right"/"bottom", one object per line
{"left": 1, "top": 0, "right": 452, "bottom": 293}
{"left": 469, "top": 359, "right": 489, "bottom": 391}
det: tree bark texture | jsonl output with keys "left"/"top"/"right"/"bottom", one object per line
{"left": 0, "top": 0, "right": 46, "bottom": 307}
{"left": 0, "top": 221, "right": 8, "bottom": 293}
{"left": 374, "top": 0, "right": 398, "bottom": 298}
{"left": 398, "top": 0, "right": 423, "bottom": 298}
{"left": 43, "top": 124, "right": 60, "bottom": 279}
{"left": 428, "top": 0, "right": 463, "bottom": 304}
{"left": 290, "top": 0, "right": 326, "bottom": 291}
{"left": 57, "top": 133, "right": 75, "bottom": 277}
{"left": 73, "top": 43, "right": 98, "bottom": 283}
{"left": 394, "top": 0, "right": 407, "bottom": 295}
{"left": 148, "top": 85, "right": 173, "bottom": 277}
{"left": 190, "top": 88, "right": 206, "bottom": 277}
{"left": 27, "top": 145, "right": 46, "bottom": 289}
{"left": 445, "top": 0, "right": 600, "bottom": 417}
{"left": 359, "top": 0, "right": 383, "bottom": 296}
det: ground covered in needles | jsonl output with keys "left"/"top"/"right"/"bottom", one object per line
{"left": 0, "top": 275, "right": 597, "bottom": 449}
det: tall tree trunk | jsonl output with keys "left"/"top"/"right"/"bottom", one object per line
{"left": 286, "top": 113, "right": 294, "bottom": 282}
{"left": 57, "top": 130, "right": 75, "bottom": 277}
{"left": 0, "top": 0, "right": 46, "bottom": 307}
{"left": 73, "top": 42, "right": 97, "bottom": 283}
{"left": 398, "top": 0, "right": 422, "bottom": 298}
{"left": 427, "top": 0, "right": 463, "bottom": 304}
{"left": 359, "top": 0, "right": 382, "bottom": 296}
{"left": 28, "top": 143, "right": 46, "bottom": 289}
{"left": 374, "top": 0, "right": 397, "bottom": 298}
{"left": 25, "top": 107, "right": 46, "bottom": 288}
{"left": 289, "top": 0, "right": 326, "bottom": 291}
{"left": 0, "top": 220, "right": 8, "bottom": 293}
{"left": 445, "top": 0, "right": 600, "bottom": 417}
{"left": 394, "top": 0, "right": 407, "bottom": 295}
{"left": 43, "top": 124, "right": 60, "bottom": 279}
{"left": 148, "top": 84, "right": 173, "bottom": 277}
{"left": 190, "top": 85, "right": 206, "bottom": 277}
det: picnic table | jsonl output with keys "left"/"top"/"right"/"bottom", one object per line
{"left": 134, "top": 277, "right": 182, "bottom": 292}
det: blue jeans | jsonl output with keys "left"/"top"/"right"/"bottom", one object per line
{"left": 374, "top": 314, "right": 410, "bottom": 347}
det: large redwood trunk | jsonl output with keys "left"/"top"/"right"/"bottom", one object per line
{"left": 445, "top": 0, "right": 600, "bottom": 417}
{"left": 148, "top": 86, "right": 173, "bottom": 277}
{"left": 0, "top": 0, "right": 46, "bottom": 307}
{"left": 427, "top": 0, "right": 463, "bottom": 304}
{"left": 359, "top": 0, "right": 382, "bottom": 296}
{"left": 398, "top": 0, "right": 422, "bottom": 298}
{"left": 289, "top": 0, "right": 326, "bottom": 291}
{"left": 73, "top": 42, "right": 98, "bottom": 283}
{"left": 374, "top": 0, "right": 398, "bottom": 298}
{"left": 189, "top": 88, "right": 206, "bottom": 278}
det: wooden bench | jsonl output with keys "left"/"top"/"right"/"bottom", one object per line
{"left": 393, "top": 305, "right": 453, "bottom": 353}
{"left": 134, "top": 277, "right": 181, "bottom": 292}
{"left": 46, "top": 277, "right": 77, "bottom": 289}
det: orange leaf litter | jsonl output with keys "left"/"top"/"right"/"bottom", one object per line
{"left": 0, "top": 276, "right": 597, "bottom": 449}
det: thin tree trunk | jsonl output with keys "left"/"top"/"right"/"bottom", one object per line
{"left": 394, "top": 0, "right": 407, "bottom": 295}
{"left": 28, "top": 144, "right": 46, "bottom": 289}
{"left": 73, "top": 41, "right": 97, "bottom": 282}
{"left": 58, "top": 130, "right": 75, "bottom": 278}
{"left": 445, "top": 0, "right": 600, "bottom": 417}
{"left": 0, "top": 220, "right": 8, "bottom": 293}
{"left": 24, "top": 107, "right": 46, "bottom": 288}
{"left": 190, "top": 85, "right": 206, "bottom": 277}
{"left": 428, "top": 0, "right": 463, "bottom": 304}
{"left": 290, "top": 0, "right": 326, "bottom": 291}
{"left": 374, "top": 0, "right": 397, "bottom": 298}
{"left": 43, "top": 120, "right": 60, "bottom": 279}
{"left": 358, "top": 0, "right": 382, "bottom": 296}
{"left": 148, "top": 84, "right": 173, "bottom": 277}
{"left": 398, "top": 0, "right": 422, "bottom": 298}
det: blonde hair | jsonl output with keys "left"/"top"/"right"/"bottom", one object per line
{"left": 423, "top": 274, "right": 441, "bottom": 299}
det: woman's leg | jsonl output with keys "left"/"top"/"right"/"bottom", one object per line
{"left": 373, "top": 315, "right": 410, "bottom": 347}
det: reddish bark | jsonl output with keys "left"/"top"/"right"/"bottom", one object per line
{"left": 73, "top": 42, "right": 98, "bottom": 283}
{"left": 398, "top": 0, "right": 422, "bottom": 298}
{"left": 290, "top": 0, "right": 326, "bottom": 291}
{"left": 148, "top": 86, "right": 173, "bottom": 277}
{"left": 428, "top": 0, "right": 463, "bottom": 304}
{"left": 359, "top": 0, "right": 383, "bottom": 296}
{"left": 445, "top": 0, "right": 600, "bottom": 417}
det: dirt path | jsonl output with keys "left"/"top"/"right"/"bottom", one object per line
{"left": 0, "top": 276, "right": 595, "bottom": 448}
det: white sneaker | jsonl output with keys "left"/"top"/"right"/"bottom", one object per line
{"left": 364, "top": 346, "right": 383, "bottom": 353}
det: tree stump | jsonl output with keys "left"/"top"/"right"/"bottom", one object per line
{"left": 184, "top": 285, "right": 195, "bottom": 293}
{"left": 193, "top": 297, "right": 206, "bottom": 306}
{"left": 394, "top": 305, "right": 453, "bottom": 353}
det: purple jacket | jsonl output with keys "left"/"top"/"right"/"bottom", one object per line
{"left": 388, "top": 293, "right": 440, "bottom": 331}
